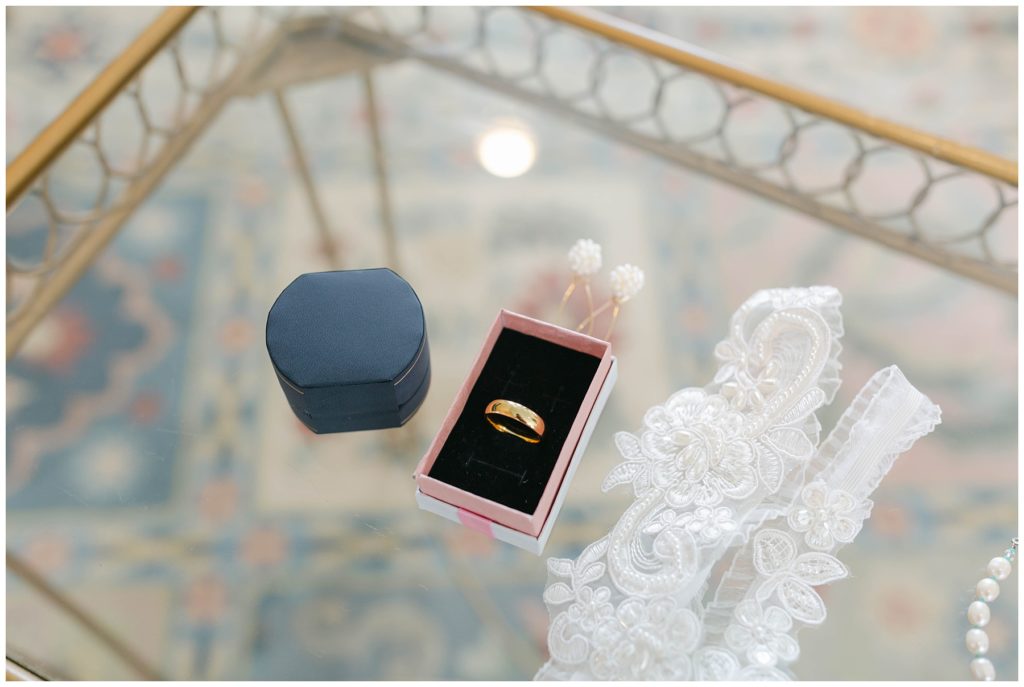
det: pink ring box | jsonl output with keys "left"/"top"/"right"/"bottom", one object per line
{"left": 414, "top": 309, "right": 616, "bottom": 554}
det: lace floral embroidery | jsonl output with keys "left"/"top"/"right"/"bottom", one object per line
{"left": 693, "top": 647, "right": 790, "bottom": 681}
{"left": 589, "top": 597, "right": 700, "bottom": 680}
{"left": 545, "top": 538, "right": 702, "bottom": 680}
{"left": 715, "top": 339, "right": 781, "bottom": 412}
{"left": 749, "top": 528, "right": 848, "bottom": 625}
{"left": 697, "top": 368, "right": 940, "bottom": 680}
{"left": 605, "top": 384, "right": 819, "bottom": 509}
{"left": 724, "top": 600, "right": 800, "bottom": 668}
{"left": 786, "top": 481, "right": 863, "bottom": 551}
{"left": 614, "top": 389, "right": 758, "bottom": 507}
{"left": 644, "top": 505, "right": 738, "bottom": 544}
{"left": 536, "top": 287, "right": 940, "bottom": 682}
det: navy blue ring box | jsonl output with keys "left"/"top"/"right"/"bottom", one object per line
{"left": 266, "top": 268, "right": 430, "bottom": 433}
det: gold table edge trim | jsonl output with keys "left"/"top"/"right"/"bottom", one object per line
{"left": 5, "top": 6, "right": 200, "bottom": 211}
{"left": 6, "top": 4, "right": 1014, "bottom": 211}
{"left": 530, "top": 6, "right": 1017, "bottom": 186}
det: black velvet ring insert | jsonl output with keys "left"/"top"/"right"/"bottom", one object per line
{"left": 428, "top": 328, "right": 602, "bottom": 514}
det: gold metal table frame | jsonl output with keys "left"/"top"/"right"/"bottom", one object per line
{"left": 6, "top": 6, "right": 1018, "bottom": 362}
{"left": 4, "top": 5, "right": 1019, "bottom": 680}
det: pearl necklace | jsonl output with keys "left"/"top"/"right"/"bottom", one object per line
{"left": 966, "top": 537, "right": 1017, "bottom": 681}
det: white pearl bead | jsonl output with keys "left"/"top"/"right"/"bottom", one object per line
{"left": 976, "top": 577, "right": 1000, "bottom": 602}
{"left": 970, "top": 657, "right": 995, "bottom": 681}
{"left": 966, "top": 628, "right": 989, "bottom": 655}
{"left": 967, "top": 600, "right": 991, "bottom": 627}
{"left": 986, "top": 556, "right": 1012, "bottom": 581}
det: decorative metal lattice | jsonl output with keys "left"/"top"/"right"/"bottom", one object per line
{"left": 6, "top": 8, "right": 288, "bottom": 352}
{"left": 6, "top": 6, "right": 1017, "bottom": 355}
{"left": 330, "top": 6, "right": 1017, "bottom": 291}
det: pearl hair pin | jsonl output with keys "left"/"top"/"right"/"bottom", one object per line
{"left": 559, "top": 239, "right": 645, "bottom": 340}
{"left": 966, "top": 537, "right": 1017, "bottom": 681}
{"left": 577, "top": 263, "right": 645, "bottom": 339}
{"left": 560, "top": 239, "right": 602, "bottom": 329}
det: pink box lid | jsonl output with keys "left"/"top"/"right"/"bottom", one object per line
{"left": 414, "top": 309, "right": 612, "bottom": 537}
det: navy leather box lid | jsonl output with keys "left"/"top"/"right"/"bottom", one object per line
{"left": 265, "top": 268, "right": 430, "bottom": 433}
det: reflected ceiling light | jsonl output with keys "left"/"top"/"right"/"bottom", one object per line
{"left": 476, "top": 123, "right": 537, "bottom": 178}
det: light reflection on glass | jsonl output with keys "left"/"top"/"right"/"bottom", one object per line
{"left": 476, "top": 123, "right": 537, "bottom": 178}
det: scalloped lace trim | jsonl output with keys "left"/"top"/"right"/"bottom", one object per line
{"left": 700, "top": 366, "right": 940, "bottom": 677}
{"left": 535, "top": 287, "right": 940, "bottom": 682}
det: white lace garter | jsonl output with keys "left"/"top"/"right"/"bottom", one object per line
{"left": 536, "top": 286, "right": 940, "bottom": 681}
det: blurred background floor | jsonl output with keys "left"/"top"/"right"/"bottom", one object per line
{"left": 6, "top": 6, "right": 1017, "bottom": 681}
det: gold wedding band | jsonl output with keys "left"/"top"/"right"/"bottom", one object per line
{"left": 485, "top": 399, "right": 545, "bottom": 444}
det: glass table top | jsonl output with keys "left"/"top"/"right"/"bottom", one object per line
{"left": 6, "top": 6, "right": 1017, "bottom": 681}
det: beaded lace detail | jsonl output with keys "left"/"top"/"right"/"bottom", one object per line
{"left": 535, "top": 287, "right": 940, "bottom": 681}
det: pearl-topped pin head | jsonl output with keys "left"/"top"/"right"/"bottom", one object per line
{"left": 609, "top": 264, "right": 645, "bottom": 303}
{"left": 579, "top": 264, "right": 646, "bottom": 339}
{"left": 563, "top": 241, "right": 646, "bottom": 340}
{"left": 568, "top": 239, "right": 602, "bottom": 276}
{"left": 559, "top": 239, "right": 603, "bottom": 332}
